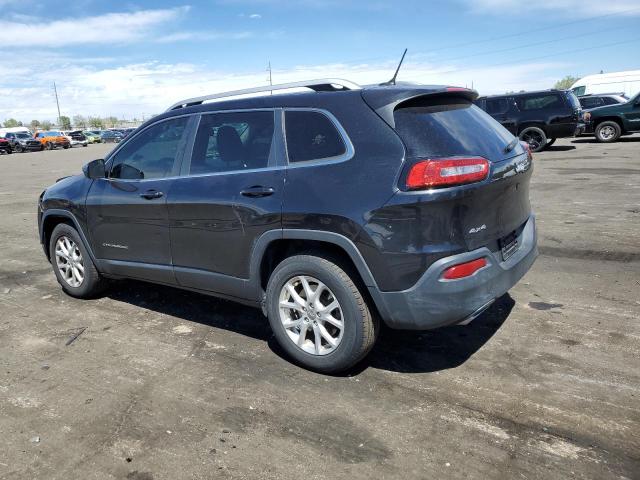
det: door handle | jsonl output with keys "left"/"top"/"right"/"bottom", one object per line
{"left": 139, "top": 190, "right": 164, "bottom": 200}
{"left": 240, "top": 186, "right": 275, "bottom": 198}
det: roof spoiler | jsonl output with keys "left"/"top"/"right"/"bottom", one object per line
{"left": 361, "top": 86, "right": 478, "bottom": 128}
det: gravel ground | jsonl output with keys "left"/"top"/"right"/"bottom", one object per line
{"left": 0, "top": 136, "right": 638, "bottom": 479}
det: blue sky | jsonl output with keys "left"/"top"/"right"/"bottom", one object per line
{"left": 1, "top": 0, "right": 639, "bottom": 122}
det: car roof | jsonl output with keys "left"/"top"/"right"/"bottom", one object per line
{"left": 478, "top": 89, "right": 568, "bottom": 100}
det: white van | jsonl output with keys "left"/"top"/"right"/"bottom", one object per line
{"left": 571, "top": 70, "right": 640, "bottom": 98}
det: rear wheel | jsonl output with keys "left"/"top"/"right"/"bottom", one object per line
{"left": 49, "top": 223, "right": 106, "bottom": 298}
{"left": 595, "top": 121, "right": 621, "bottom": 143}
{"left": 519, "top": 127, "right": 547, "bottom": 152}
{"left": 266, "top": 254, "right": 378, "bottom": 373}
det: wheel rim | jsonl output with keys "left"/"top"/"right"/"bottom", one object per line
{"left": 54, "top": 236, "right": 85, "bottom": 288}
{"left": 600, "top": 125, "right": 615, "bottom": 140}
{"left": 278, "top": 275, "right": 344, "bottom": 356}
{"left": 522, "top": 130, "right": 544, "bottom": 150}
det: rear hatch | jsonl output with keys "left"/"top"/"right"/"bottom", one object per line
{"left": 367, "top": 90, "right": 532, "bottom": 252}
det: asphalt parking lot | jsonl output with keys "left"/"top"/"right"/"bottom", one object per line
{"left": 0, "top": 137, "right": 638, "bottom": 479}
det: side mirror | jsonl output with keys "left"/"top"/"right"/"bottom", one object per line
{"left": 83, "top": 159, "right": 106, "bottom": 179}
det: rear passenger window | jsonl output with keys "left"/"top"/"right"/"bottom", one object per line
{"left": 109, "top": 117, "right": 188, "bottom": 180}
{"left": 189, "top": 111, "right": 275, "bottom": 175}
{"left": 485, "top": 98, "right": 510, "bottom": 115}
{"left": 515, "top": 94, "right": 562, "bottom": 111}
{"left": 285, "top": 111, "right": 346, "bottom": 163}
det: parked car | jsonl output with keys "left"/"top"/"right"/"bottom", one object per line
{"left": 61, "top": 130, "right": 88, "bottom": 148}
{"left": 3, "top": 131, "right": 43, "bottom": 152}
{"left": 584, "top": 91, "right": 640, "bottom": 142}
{"left": 0, "top": 137, "right": 12, "bottom": 154}
{"left": 475, "top": 89, "right": 584, "bottom": 152}
{"left": 100, "top": 130, "right": 122, "bottom": 143}
{"left": 83, "top": 131, "right": 102, "bottom": 143}
{"left": 578, "top": 93, "right": 628, "bottom": 109}
{"left": 34, "top": 131, "right": 70, "bottom": 150}
{"left": 38, "top": 79, "right": 537, "bottom": 372}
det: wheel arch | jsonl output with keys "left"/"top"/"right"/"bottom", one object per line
{"left": 41, "top": 210, "right": 97, "bottom": 264}
{"left": 251, "top": 230, "right": 389, "bottom": 319}
{"left": 517, "top": 122, "right": 547, "bottom": 136}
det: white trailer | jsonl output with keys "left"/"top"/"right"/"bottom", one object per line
{"left": 0, "top": 126, "right": 31, "bottom": 137}
{"left": 571, "top": 70, "right": 640, "bottom": 98}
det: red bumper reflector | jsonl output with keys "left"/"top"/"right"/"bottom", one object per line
{"left": 442, "top": 258, "right": 487, "bottom": 280}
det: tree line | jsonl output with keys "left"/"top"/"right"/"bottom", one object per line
{"left": 2, "top": 115, "right": 142, "bottom": 131}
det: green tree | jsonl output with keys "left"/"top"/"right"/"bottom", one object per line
{"left": 40, "top": 120, "right": 52, "bottom": 130}
{"left": 30, "top": 120, "right": 41, "bottom": 130}
{"left": 88, "top": 116, "right": 103, "bottom": 129}
{"left": 59, "top": 115, "right": 71, "bottom": 130}
{"left": 73, "top": 115, "right": 87, "bottom": 128}
{"left": 554, "top": 75, "right": 578, "bottom": 90}
{"left": 103, "top": 116, "right": 119, "bottom": 128}
{"left": 3, "top": 118, "right": 20, "bottom": 128}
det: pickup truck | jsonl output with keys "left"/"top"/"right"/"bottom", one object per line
{"left": 34, "top": 131, "right": 70, "bottom": 150}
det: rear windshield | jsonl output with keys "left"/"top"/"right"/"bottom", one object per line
{"left": 564, "top": 91, "right": 581, "bottom": 110}
{"left": 393, "top": 96, "right": 515, "bottom": 162}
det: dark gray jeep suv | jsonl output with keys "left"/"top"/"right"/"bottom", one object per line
{"left": 38, "top": 79, "right": 538, "bottom": 372}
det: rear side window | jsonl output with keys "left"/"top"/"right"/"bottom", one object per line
{"left": 285, "top": 111, "right": 346, "bottom": 163}
{"left": 189, "top": 111, "right": 275, "bottom": 175}
{"left": 109, "top": 117, "right": 188, "bottom": 180}
{"left": 393, "top": 96, "right": 514, "bottom": 162}
{"left": 485, "top": 98, "right": 510, "bottom": 115}
{"left": 515, "top": 94, "right": 562, "bottom": 111}
{"left": 580, "top": 97, "right": 602, "bottom": 108}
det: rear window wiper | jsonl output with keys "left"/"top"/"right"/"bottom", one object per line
{"left": 504, "top": 137, "right": 519, "bottom": 154}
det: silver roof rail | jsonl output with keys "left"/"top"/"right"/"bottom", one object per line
{"left": 167, "top": 78, "right": 361, "bottom": 111}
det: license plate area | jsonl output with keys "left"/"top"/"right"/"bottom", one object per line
{"left": 499, "top": 231, "right": 519, "bottom": 261}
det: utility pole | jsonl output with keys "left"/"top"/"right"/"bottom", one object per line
{"left": 267, "top": 61, "right": 273, "bottom": 94}
{"left": 53, "top": 82, "right": 62, "bottom": 126}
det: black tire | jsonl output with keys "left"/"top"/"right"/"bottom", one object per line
{"left": 49, "top": 223, "right": 106, "bottom": 299}
{"left": 45, "top": 142, "right": 52, "bottom": 150}
{"left": 6, "top": 148, "right": 11, "bottom": 154}
{"left": 546, "top": 138, "right": 556, "bottom": 147}
{"left": 519, "top": 126, "right": 547, "bottom": 152}
{"left": 595, "top": 121, "right": 621, "bottom": 143}
{"left": 16, "top": 145, "right": 23, "bottom": 153}
{"left": 266, "top": 254, "right": 378, "bottom": 373}
{"left": 63, "top": 144, "right": 70, "bottom": 149}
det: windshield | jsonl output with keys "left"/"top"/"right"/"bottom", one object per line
{"left": 16, "top": 133, "right": 30, "bottom": 139}
{"left": 393, "top": 96, "right": 518, "bottom": 162}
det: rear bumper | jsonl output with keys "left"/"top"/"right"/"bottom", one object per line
{"left": 371, "top": 214, "right": 537, "bottom": 330}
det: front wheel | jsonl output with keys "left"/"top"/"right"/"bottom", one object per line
{"left": 546, "top": 138, "right": 556, "bottom": 147}
{"left": 266, "top": 254, "right": 378, "bottom": 373}
{"left": 49, "top": 223, "right": 106, "bottom": 298}
{"left": 45, "top": 142, "right": 52, "bottom": 150}
{"left": 595, "top": 121, "right": 621, "bottom": 143}
{"left": 519, "top": 127, "right": 547, "bottom": 152}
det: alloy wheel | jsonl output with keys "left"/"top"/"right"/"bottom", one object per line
{"left": 278, "top": 275, "right": 344, "bottom": 356}
{"left": 522, "top": 131, "right": 544, "bottom": 151}
{"left": 54, "top": 236, "right": 85, "bottom": 287}
{"left": 599, "top": 125, "right": 616, "bottom": 140}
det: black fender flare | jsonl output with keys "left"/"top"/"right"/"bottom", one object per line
{"left": 40, "top": 209, "right": 97, "bottom": 264}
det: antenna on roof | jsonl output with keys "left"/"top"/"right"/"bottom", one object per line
{"left": 380, "top": 48, "right": 407, "bottom": 86}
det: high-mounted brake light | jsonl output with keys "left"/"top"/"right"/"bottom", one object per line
{"left": 446, "top": 87, "right": 470, "bottom": 92}
{"left": 442, "top": 258, "right": 487, "bottom": 280}
{"left": 406, "top": 157, "right": 489, "bottom": 190}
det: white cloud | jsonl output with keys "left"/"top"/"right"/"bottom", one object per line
{"left": 157, "top": 31, "right": 254, "bottom": 42}
{"left": 249, "top": 13, "right": 262, "bottom": 18}
{"left": 0, "top": 58, "right": 569, "bottom": 122}
{"left": 0, "top": 7, "right": 191, "bottom": 47}
{"left": 466, "top": 0, "right": 640, "bottom": 16}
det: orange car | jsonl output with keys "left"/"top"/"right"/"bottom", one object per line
{"left": 34, "top": 131, "right": 70, "bottom": 150}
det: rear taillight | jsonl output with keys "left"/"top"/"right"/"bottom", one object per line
{"left": 406, "top": 157, "right": 489, "bottom": 190}
{"left": 442, "top": 257, "right": 487, "bottom": 280}
{"left": 519, "top": 141, "right": 533, "bottom": 162}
